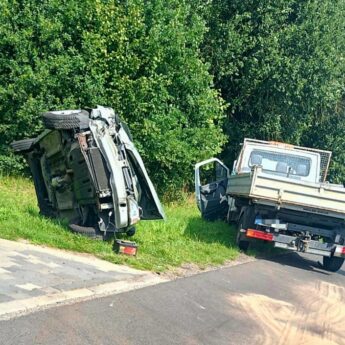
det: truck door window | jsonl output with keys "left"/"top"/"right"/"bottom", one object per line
{"left": 249, "top": 150, "right": 311, "bottom": 177}
{"left": 200, "top": 161, "right": 228, "bottom": 186}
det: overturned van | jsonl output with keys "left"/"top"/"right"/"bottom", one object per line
{"left": 11, "top": 106, "right": 165, "bottom": 239}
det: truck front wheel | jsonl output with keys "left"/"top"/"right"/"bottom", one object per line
{"left": 322, "top": 256, "right": 344, "bottom": 272}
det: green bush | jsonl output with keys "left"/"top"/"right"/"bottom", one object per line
{"left": 2, "top": 0, "right": 345, "bottom": 192}
{"left": 303, "top": 111, "right": 345, "bottom": 184}
{"left": 199, "top": 0, "right": 345, "bottom": 167}
{"left": 0, "top": 0, "right": 226, "bottom": 194}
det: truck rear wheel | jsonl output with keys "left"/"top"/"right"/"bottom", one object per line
{"left": 236, "top": 216, "right": 250, "bottom": 252}
{"left": 322, "top": 256, "right": 344, "bottom": 272}
{"left": 236, "top": 206, "right": 256, "bottom": 252}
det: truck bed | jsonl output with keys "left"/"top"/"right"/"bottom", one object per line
{"left": 227, "top": 167, "right": 345, "bottom": 219}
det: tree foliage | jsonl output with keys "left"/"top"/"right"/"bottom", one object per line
{"left": 200, "top": 0, "right": 345, "bottom": 179}
{"left": 1, "top": 0, "right": 345, "bottom": 194}
{"left": 0, "top": 0, "right": 226, "bottom": 193}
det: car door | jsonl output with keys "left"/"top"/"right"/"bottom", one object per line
{"left": 195, "top": 158, "right": 229, "bottom": 221}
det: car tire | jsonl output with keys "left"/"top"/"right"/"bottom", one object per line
{"left": 68, "top": 223, "right": 98, "bottom": 238}
{"left": 27, "top": 154, "right": 56, "bottom": 218}
{"left": 322, "top": 256, "right": 344, "bottom": 272}
{"left": 11, "top": 138, "right": 35, "bottom": 153}
{"left": 126, "top": 227, "right": 136, "bottom": 237}
{"left": 42, "top": 110, "right": 90, "bottom": 130}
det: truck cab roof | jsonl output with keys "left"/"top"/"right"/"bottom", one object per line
{"left": 234, "top": 139, "right": 332, "bottom": 184}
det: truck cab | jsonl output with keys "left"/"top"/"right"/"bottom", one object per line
{"left": 234, "top": 140, "right": 321, "bottom": 184}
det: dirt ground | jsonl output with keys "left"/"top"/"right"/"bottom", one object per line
{"left": 228, "top": 280, "right": 345, "bottom": 345}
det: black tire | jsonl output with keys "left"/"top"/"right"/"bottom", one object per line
{"left": 236, "top": 206, "right": 256, "bottom": 252}
{"left": 42, "top": 110, "right": 90, "bottom": 130}
{"left": 322, "top": 256, "right": 344, "bottom": 272}
{"left": 236, "top": 216, "right": 250, "bottom": 252}
{"left": 68, "top": 223, "right": 98, "bottom": 238}
{"left": 27, "top": 153, "right": 56, "bottom": 218}
{"left": 11, "top": 138, "right": 35, "bottom": 153}
{"left": 102, "top": 232, "right": 115, "bottom": 241}
{"left": 126, "top": 227, "right": 136, "bottom": 237}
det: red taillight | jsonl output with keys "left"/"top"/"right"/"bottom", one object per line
{"left": 246, "top": 229, "right": 273, "bottom": 241}
{"left": 114, "top": 240, "right": 138, "bottom": 256}
{"left": 121, "top": 246, "right": 137, "bottom": 255}
{"left": 342, "top": 247, "right": 345, "bottom": 255}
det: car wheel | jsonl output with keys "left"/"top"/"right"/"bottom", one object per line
{"left": 68, "top": 223, "right": 98, "bottom": 238}
{"left": 322, "top": 256, "right": 344, "bottom": 272}
{"left": 42, "top": 110, "right": 90, "bottom": 130}
{"left": 27, "top": 154, "right": 56, "bottom": 218}
{"left": 11, "top": 138, "right": 35, "bottom": 153}
{"left": 126, "top": 227, "right": 136, "bottom": 237}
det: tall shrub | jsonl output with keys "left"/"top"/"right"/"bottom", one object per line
{"left": 0, "top": 0, "right": 226, "bottom": 193}
{"left": 199, "top": 0, "right": 345, "bottom": 167}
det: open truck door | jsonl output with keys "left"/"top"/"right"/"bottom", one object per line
{"left": 195, "top": 158, "right": 229, "bottom": 221}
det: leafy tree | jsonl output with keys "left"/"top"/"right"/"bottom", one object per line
{"left": 303, "top": 98, "right": 345, "bottom": 183}
{"left": 199, "top": 0, "right": 345, "bottom": 167}
{"left": 0, "top": 0, "right": 226, "bottom": 194}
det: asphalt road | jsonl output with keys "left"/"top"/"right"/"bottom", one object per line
{"left": 1, "top": 252, "right": 344, "bottom": 345}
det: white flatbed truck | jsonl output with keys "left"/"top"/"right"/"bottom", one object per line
{"left": 195, "top": 139, "right": 345, "bottom": 272}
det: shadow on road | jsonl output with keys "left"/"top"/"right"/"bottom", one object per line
{"left": 185, "top": 216, "right": 345, "bottom": 276}
{"left": 261, "top": 252, "right": 334, "bottom": 276}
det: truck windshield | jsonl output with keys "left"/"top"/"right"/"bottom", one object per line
{"left": 249, "top": 149, "right": 311, "bottom": 177}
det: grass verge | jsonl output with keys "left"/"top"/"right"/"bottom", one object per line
{"left": 0, "top": 176, "right": 241, "bottom": 272}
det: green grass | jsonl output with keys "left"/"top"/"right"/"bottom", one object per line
{"left": 0, "top": 176, "right": 240, "bottom": 272}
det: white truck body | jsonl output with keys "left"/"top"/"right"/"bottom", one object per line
{"left": 227, "top": 167, "right": 345, "bottom": 219}
{"left": 195, "top": 139, "right": 345, "bottom": 272}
